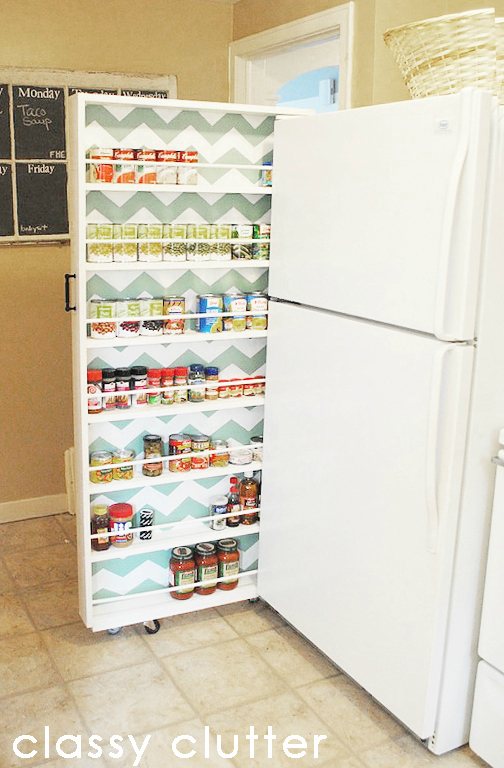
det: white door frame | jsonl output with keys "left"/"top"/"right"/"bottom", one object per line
{"left": 229, "top": 3, "right": 354, "bottom": 109}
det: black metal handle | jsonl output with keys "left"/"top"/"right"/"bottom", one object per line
{"left": 65, "top": 273, "right": 76, "bottom": 311}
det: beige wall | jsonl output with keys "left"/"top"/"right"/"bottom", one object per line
{"left": 0, "top": 0, "right": 233, "bottom": 505}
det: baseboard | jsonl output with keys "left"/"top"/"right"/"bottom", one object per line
{"left": 0, "top": 493, "right": 69, "bottom": 524}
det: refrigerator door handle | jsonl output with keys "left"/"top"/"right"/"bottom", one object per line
{"left": 434, "top": 95, "right": 471, "bottom": 342}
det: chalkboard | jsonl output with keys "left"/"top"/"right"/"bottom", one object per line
{"left": 0, "top": 86, "right": 10, "bottom": 159}
{"left": 16, "top": 162, "right": 68, "bottom": 236}
{"left": 120, "top": 89, "right": 168, "bottom": 98}
{"left": 13, "top": 85, "right": 66, "bottom": 160}
{"left": 69, "top": 87, "right": 119, "bottom": 96}
{"left": 0, "top": 163, "right": 14, "bottom": 236}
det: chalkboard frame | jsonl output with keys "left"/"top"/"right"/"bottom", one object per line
{"left": 0, "top": 66, "right": 177, "bottom": 243}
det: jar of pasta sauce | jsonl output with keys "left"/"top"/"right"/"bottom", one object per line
{"left": 217, "top": 538, "right": 240, "bottom": 590}
{"left": 191, "top": 434, "right": 209, "bottom": 470}
{"left": 143, "top": 434, "right": 163, "bottom": 477}
{"left": 109, "top": 503, "right": 134, "bottom": 547}
{"left": 194, "top": 542, "right": 218, "bottom": 595}
{"left": 169, "top": 546, "right": 196, "bottom": 599}
{"left": 168, "top": 433, "right": 192, "bottom": 472}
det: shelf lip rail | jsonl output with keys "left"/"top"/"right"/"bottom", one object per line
{"left": 89, "top": 508, "right": 261, "bottom": 539}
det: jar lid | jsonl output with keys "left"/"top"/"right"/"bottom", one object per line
{"left": 102, "top": 368, "right": 115, "bottom": 379}
{"left": 161, "top": 367, "right": 174, "bottom": 376}
{"left": 217, "top": 538, "right": 238, "bottom": 552}
{"left": 108, "top": 503, "right": 133, "bottom": 518}
{"left": 112, "top": 449, "right": 135, "bottom": 460}
{"left": 250, "top": 436, "right": 263, "bottom": 443}
{"left": 205, "top": 366, "right": 219, "bottom": 376}
{"left": 192, "top": 433, "right": 209, "bottom": 443}
{"left": 131, "top": 366, "right": 147, "bottom": 376}
{"left": 115, "top": 367, "right": 131, "bottom": 377}
{"left": 144, "top": 434, "right": 163, "bottom": 444}
{"left": 172, "top": 546, "right": 194, "bottom": 560}
{"left": 210, "top": 439, "right": 228, "bottom": 448}
{"left": 211, "top": 495, "right": 229, "bottom": 506}
{"left": 174, "top": 366, "right": 188, "bottom": 376}
{"left": 87, "top": 369, "right": 102, "bottom": 381}
{"left": 92, "top": 505, "right": 108, "bottom": 516}
{"left": 189, "top": 363, "right": 204, "bottom": 373}
{"left": 91, "top": 451, "right": 112, "bottom": 461}
{"left": 147, "top": 369, "right": 162, "bottom": 377}
{"left": 195, "top": 542, "right": 216, "bottom": 556}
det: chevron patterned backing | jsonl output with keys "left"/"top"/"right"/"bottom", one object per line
{"left": 85, "top": 103, "right": 271, "bottom": 605}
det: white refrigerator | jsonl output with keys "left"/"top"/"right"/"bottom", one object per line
{"left": 258, "top": 88, "right": 504, "bottom": 754}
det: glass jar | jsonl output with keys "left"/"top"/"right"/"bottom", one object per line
{"left": 169, "top": 546, "right": 196, "bottom": 599}
{"left": 161, "top": 367, "right": 175, "bottom": 405}
{"left": 147, "top": 368, "right": 162, "bottom": 406}
{"left": 210, "top": 494, "right": 228, "bottom": 531}
{"left": 102, "top": 368, "right": 116, "bottom": 410}
{"left": 115, "top": 367, "right": 131, "bottom": 409}
{"left": 173, "top": 366, "right": 188, "bottom": 403}
{"left": 143, "top": 434, "right": 163, "bottom": 477}
{"left": 131, "top": 365, "right": 148, "bottom": 407}
{"left": 194, "top": 542, "right": 218, "bottom": 595}
{"left": 205, "top": 366, "right": 219, "bottom": 400}
{"left": 91, "top": 505, "right": 109, "bottom": 551}
{"left": 90, "top": 451, "right": 113, "bottom": 484}
{"left": 188, "top": 363, "right": 205, "bottom": 403}
{"left": 112, "top": 449, "right": 135, "bottom": 481}
{"left": 87, "top": 370, "right": 102, "bottom": 414}
{"left": 217, "top": 538, "right": 240, "bottom": 590}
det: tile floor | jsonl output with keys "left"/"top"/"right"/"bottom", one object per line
{"left": 0, "top": 514, "right": 490, "bottom": 768}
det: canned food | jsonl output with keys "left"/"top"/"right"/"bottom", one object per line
{"left": 88, "top": 148, "right": 113, "bottom": 183}
{"left": 140, "top": 298, "right": 164, "bottom": 336}
{"left": 163, "top": 296, "right": 185, "bottom": 335}
{"left": 143, "top": 434, "right": 163, "bottom": 477}
{"left": 168, "top": 434, "right": 192, "bottom": 472}
{"left": 113, "top": 223, "right": 138, "bottom": 262}
{"left": 252, "top": 223, "right": 270, "bottom": 260}
{"left": 209, "top": 439, "right": 229, "bottom": 467}
{"left": 223, "top": 294, "right": 246, "bottom": 332}
{"left": 112, "top": 449, "right": 135, "bottom": 481}
{"left": 115, "top": 298, "right": 141, "bottom": 338}
{"left": 162, "top": 223, "right": 186, "bottom": 261}
{"left": 138, "top": 223, "right": 163, "bottom": 262}
{"left": 113, "top": 149, "right": 135, "bottom": 183}
{"left": 86, "top": 223, "right": 113, "bottom": 263}
{"left": 136, "top": 149, "right": 157, "bottom": 184}
{"left": 247, "top": 293, "right": 268, "bottom": 331}
{"left": 228, "top": 448, "right": 253, "bottom": 465}
{"left": 261, "top": 161, "right": 273, "bottom": 187}
{"left": 197, "top": 294, "right": 222, "bottom": 333}
{"left": 210, "top": 495, "right": 228, "bottom": 531}
{"left": 157, "top": 150, "right": 179, "bottom": 185}
{"left": 177, "top": 151, "right": 198, "bottom": 185}
{"left": 90, "top": 451, "right": 113, "bottom": 483}
{"left": 250, "top": 435, "right": 263, "bottom": 462}
{"left": 232, "top": 224, "right": 253, "bottom": 259}
{"left": 187, "top": 224, "right": 210, "bottom": 261}
{"left": 211, "top": 224, "right": 232, "bottom": 261}
{"left": 191, "top": 434, "right": 210, "bottom": 470}
{"left": 89, "top": 299, "right": 116, "bottom": 339}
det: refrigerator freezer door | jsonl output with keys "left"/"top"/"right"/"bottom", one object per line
{"left": 259, "top": 302, "right": 474, "bottom": 739}
{"left": 269, "top": 89, "right": 492, "bottom": 340}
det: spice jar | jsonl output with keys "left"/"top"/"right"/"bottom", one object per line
{"left": 143, "top": 434, "right": 164, "bottom": 477}
{"left": 161, "top": 368, "right": 175, "bottom": 405}
{"left": 194, "top": 542, "right": 218, "bottom": 594}
{"left": 229, "top": 378, "right": 243, "bottom": 397}
{"left": 191, "top": 434, "right": 210, "bottom": 470}
{"left": 217, "top": 538, "right": 240, "bottom": 590}
{"left": 188, "top": 364, "right": 205, "bottom": 403}
{"left": 218, "top": 380, "right": 230, "bottom": 399}
{"left": 169, "top": 546, "right": 196, "bottom": 599}
{"left": 109, "top": 503, "right": 134, "bottom": 547}
{"left": 147, "top": 368, "right": 162, "bottom": 406}
{"left": 102, "top": 368, "right": 116, "bottom": 410}
{"left": 131, "top": 366, "right": 148, "bottom": 407}
{"left": 173, "top": 366, "right": 188, "bottom": 403}
{"left": 205, "top": 366, "right": 219, "bottom": 400}
{"left": 115, "top": 368, "right": 131, "bottom": 409}
{"left": 87, "top": 370, "right": 102, "bottom": 414}
{"left": 91, "top": 505, "right": 109, "bottom": 551}
{"left": 210, "top": 495, "right": 228, "bottom": 530}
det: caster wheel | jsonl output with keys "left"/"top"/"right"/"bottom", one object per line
{"left": 248, "top": 597, "right": 259, "bottom": 604}
{"left": 144, "top": 619, "right": 160, "bottom": 634}
{"left": 107, "top": 627, "right": 122, "bottom": 635}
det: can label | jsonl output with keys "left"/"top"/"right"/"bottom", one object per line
{"left": 136, "top": 153, "right": 157, "bottom": 184}
{"left": 157, "top": 150, "right": 178, "bottom": 185}
{"left": 197, "top": 294, "right": 222, "bottom": 333}
{"left": 223, "top": 295, "right": 246, "bottom": 332}
{"left": 113, "top": 223, "right": 137, "bottom": 262}
{"left": 89, "top": 149, "right": 113, "bottom": 183}
{"left": 138, "top": 224, "right": 163, "bottom": 262}
{"left": 162, "top": 223, "right": 186, "bottom": 261}
{"left": 163, "top": 297, "right": 185, "bottom": 335}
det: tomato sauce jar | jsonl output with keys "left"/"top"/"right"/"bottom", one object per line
{"left": 217, "top": 538, "right": 240, "bottom": 590}
{"left": 194, "top": 542, "right": 218, "bottom": 594}
{"left": 169, "top": 546, "right": 196, "bottom": 599}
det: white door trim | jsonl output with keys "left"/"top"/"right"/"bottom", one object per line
{"left": 229, "top": 3, "right": 354, "bottom": 109}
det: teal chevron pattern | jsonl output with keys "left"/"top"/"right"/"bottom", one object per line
{"left": 86, "top": 269, "right": 268, "bottom": 301}
{"left": 86, "top": 191, "right": 271, "bottom": 224}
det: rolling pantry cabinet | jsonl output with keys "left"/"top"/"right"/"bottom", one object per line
{"left": 68, "top": 93, "right": 303, "bottom": 632}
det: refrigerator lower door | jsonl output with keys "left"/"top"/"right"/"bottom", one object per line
{"left": 259, "top": 301, "right": 474, "bottom": 740}
{"left": 471, "top": 660, "right": 504, "bottom": 768}
{"left": 478, "top": 464, "right": 504, "bottom": 672}
{"left": 269, "top": 88, "right": 493, "bottom": 340}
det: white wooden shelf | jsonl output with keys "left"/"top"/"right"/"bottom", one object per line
{"left": 90, "top": 573, "right": 258, "bottom": 632}
{"left": 85, "top": 260, "right": 269, "bottom": 271}
{"left": 85, "top": 161, "right": 273, "bottom": 170}
{"left": 85, "top": 183, "right": 273, "bottom": 195}
{"left": 86, "top": 329, "right": 267, "bottom": 348}
{"left": 88, "top": 460, "right": 263, "bottom": 495}
{"left": 90, "top": 521, "right": 260, "bottom": 563}
{"left": 88, "top": 394, "right": 265, "bottom": 423}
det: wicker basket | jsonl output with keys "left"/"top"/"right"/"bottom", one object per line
{"left": 383, "top": 9, "right": 496, "bottom": 100}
